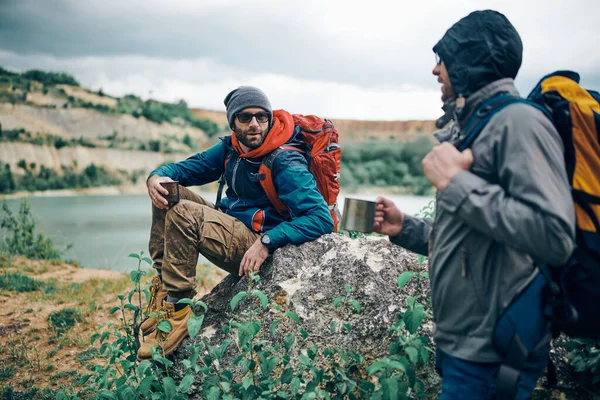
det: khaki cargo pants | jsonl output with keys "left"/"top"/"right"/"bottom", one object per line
{"left": 149, "top": 186, "right": 259, "bottom": 297}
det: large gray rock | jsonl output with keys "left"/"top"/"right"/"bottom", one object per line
{"left": 170, "top": 233, "right": 438, "bottom": 397}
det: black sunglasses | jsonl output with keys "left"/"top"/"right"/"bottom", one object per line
{"left": 236, "top": 111, "right": 271, "bottom": 124}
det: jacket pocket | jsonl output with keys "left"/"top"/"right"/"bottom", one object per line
{"left": 199, "top": 210, "right": 236, "bottom": 262}
{"left": 461, "top": 246, "right": 486, "bottom": 314}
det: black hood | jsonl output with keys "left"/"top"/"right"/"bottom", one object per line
{"left": 433, "top": 10, "right": 523, "bottom": 99}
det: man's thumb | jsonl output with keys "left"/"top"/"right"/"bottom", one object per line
{"left": 461, "top": 148, "right": 474, "bottom": 168}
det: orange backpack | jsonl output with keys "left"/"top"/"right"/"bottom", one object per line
{"left": 216, "top": 114, "right": 342, "bottom": 231}
{"left": 259, "top": 114, "right": 342, "bottom": 231}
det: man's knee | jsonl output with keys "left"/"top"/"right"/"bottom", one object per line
{"left": 166, "top": 200, "right": 211, "bottom": 226}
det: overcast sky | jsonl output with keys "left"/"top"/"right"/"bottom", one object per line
{"left": 1, "top": 0, "right": 599, "bottom": 120}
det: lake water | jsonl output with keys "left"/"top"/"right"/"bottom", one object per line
{"left": 1, "top": 191, "right": 432, "bottom": 272}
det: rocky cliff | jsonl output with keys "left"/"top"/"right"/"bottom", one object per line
{"left": 0, "top": 142, "right": 185, "bottom": 174}
{"left": 191, "top": 108, "right": 437, "bottom": 143}
{"left": 1, "top": 103, "right": 208, "bottom": 142}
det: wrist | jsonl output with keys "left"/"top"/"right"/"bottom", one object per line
{"left": 260, "top": 233, "right": 276, "bottom": 253}
{"left": 396, "top": 212, "right": 405, "bottom": 235}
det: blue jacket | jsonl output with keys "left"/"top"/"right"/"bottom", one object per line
{"left": 149, "top": 131, "right": 334, "bottom": 251}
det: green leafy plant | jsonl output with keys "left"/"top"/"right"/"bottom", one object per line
{"left": 565, "top": 338, "right": 600, "bottom": 389}
{"left": 415, "top": 198, "right": 435, "bottom": 265}
{"left": 69, "top": 250, "right": 436, "bottom": 399}
{"left": 0, "top": 199, "right": 64, "bottom": 260}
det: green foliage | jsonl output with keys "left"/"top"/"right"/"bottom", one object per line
{"left": 565, "top": 338, "right": 600, "bottom": 389}
{"left": 0, "top": 161, "right": 121, "bottom": 194}
{"left": 0, "top": 67, "right": 18, "bottom": 78}
{"left": 0, "top": 127, "right": 194, "bottom": 158}
{"left": 341, "top": 137, "right": 434, "bottom": 195}
{"left": 182, "top": 133, "right": 194, "bottom": 149}
{"left": 0, "top": 272, "right": 42, "bottom": 292}
{"left": 148, "top": 139, "right": 161, "bottom": 152}
{"left": 0, "top": 90, "right": 23, "bottom": 104}
{"left": 0, "top": 164, "right": 16, "bottom": 193}
{"left": 66, "top": 96, "right": 113, "bottom": 112}
{"left": 76, "top": 348, "right": 100, "bottom": 364}
{"left": 48, "top": 308, "right": 82, "bottom": 335}
{"left": 0, "top": 386, "right": 65, "bottom": 399}
{"left": 0, "top": 67, "right": 79, "bottom": 106}
{"left": 415, "top": 198, "right": 435, "bottom": 265}
{"left": 1, "top": 66, "right": 221, "bottom": 138}
{"left": 70, "top": 254, "right": 435, "bottom": 399}
{"left": 117, "top": 96, "right": 221, "bottom": 137}
{"left": 21, "top": 69, "right": 80, "bottom": 87}
{"left": 0, "top": 364, "right": 17, "bottom": 380}
{"left": 0, "top": 200, "right": 63, "bottom": 260}
{"left": 0, "top": 128, "right": 96, "bottom": 149}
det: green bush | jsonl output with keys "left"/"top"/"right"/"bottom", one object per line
{"left": 48, "top": 308, "right": 82, "bottom": 335}
{"left": 0, "top": 272, "right": 41, "bottom": 292}
{"left": 21, "top": 69, "right": 80, "bottom": 87}
{"left": 0, "top": 365, "right": 17, "bottom": 380}
{"left": 341, "top": 137, "right": 433, "bottom": 195}
{"left": 148, "top": 139, "right": 161, "bottom": 152}
{"left": 565, "top": 338, "right": 600, "bottom": 389}
{"left": 182, "top": 133, "right": 194, "bottom": 149}
{"left": 0, "top": 164, "right": 16, "bottom": 193}
{"left": 0, "top": 162, "right": 121, "bottom": 194}
{"left": 0, "top": 200, "right": 62, "bottom": 260}
{"left": 116, "top": 97, "right": 221, "bottom": 137}
{"left": 0, "top": 128, "right": 97, "bottom": 150}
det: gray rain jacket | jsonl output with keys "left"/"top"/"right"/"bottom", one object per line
{"left": 392, "top": 11, "right": 576, "bottom": 362}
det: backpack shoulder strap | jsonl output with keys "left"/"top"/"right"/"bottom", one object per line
{"left": 258, "top": 146, "right": 304, "bottom": 217}
{"left": 215, "top": 147, "right": 233, "bottom": 210}
{"left": 456, "top": 94, "right": 546, "bottom": 151}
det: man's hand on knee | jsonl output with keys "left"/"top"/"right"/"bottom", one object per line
{"left": 147, "top": 175, "right": 174, "bottom": 210}
{"left": 239, "top": 238, "right": 269, "bottom": 277}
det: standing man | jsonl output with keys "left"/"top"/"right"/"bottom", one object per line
{"left": 139, "top": 86, "right": 334, "bottom": 360}
{"left": 374, "top": 10, "right": 575, "bottom": 399}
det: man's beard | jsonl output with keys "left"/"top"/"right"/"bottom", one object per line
{"left": 234, "top": 127, "right": 267, "bottom": 149}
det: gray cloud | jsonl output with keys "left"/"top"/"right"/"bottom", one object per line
{"left": 1, "top": 0, "right": 598, "bottom": 119}
{"left": 0, "top": 0, "right": 452, "bottom": 89}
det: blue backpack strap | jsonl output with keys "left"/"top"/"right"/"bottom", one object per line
{"left": 459, "top": 94, "right": 556, "bottom": 399}
{"left": 456, "top": 94, "right": 550, "bottom": 152}
{"left": 215, "top": 147, "right": 233, "bottom": 210}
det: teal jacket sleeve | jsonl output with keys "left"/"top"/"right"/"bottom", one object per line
{"left": 265, "top": 151, "right": 334, "bottom": 249}
{"left": 148, "top": 141, "right": 227, "bottom": 187}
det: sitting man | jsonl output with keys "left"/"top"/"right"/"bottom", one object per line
{"left": 138, "top": 86, "right": 334, "bottom": 360}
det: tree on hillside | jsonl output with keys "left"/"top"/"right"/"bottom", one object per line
{"left": 0, "top": 164, "right": 16, "bottom": 194}
{"left": 22, "top": 70, "right": 80, "bottom": 87}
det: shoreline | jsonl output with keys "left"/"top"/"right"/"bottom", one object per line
{"left": 1, "top": 184, "right": 422, "bottom": 200}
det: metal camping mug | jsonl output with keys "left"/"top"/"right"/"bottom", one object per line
{"left": 160, "top": 181, "right": 180, "bottom": 206}
{"left": 341, "top": 198, "right": 376, "bottom": 233}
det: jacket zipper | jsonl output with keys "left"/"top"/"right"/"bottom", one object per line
{"left": 230, "top": 158, "right": 242, "bottom": 208}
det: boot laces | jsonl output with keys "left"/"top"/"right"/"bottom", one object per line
{"left": 146, "top": 279, "right": 161, "bottom": 314}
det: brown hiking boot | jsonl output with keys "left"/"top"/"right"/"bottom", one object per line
{"left": 140, "top": 275, "right": 167, "bottom": 336}
{"left": 137, "top": 301, "right": 192, "bottom": 361}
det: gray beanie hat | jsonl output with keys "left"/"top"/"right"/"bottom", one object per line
{"left": 224, "top": 86, "right": 272, "bottom": 129}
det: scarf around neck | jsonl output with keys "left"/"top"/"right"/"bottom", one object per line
{"left": 231, "top": 109, "right": 294, "bottom": 158}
